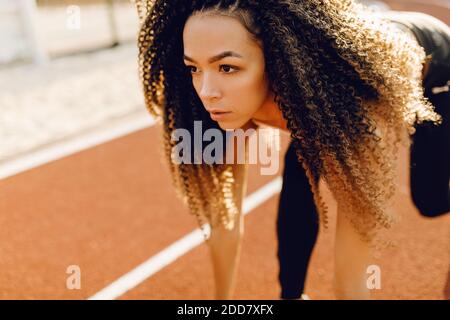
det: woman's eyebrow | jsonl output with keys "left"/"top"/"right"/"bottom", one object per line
{"left": 183, "top": 51, "right": 243, "bottom": 64}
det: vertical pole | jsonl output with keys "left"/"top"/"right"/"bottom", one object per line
{"left": 106, "top": 0, "right": 119, "bottom": 47}
{"left": 18, "top": 0, "right": 48, "bottom": 64}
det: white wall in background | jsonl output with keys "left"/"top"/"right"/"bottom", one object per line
{"left": 0, "top": 0, "right": 47, "bottom": 64}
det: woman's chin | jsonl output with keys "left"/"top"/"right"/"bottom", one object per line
{"left": 216, "top": 120, "right": 239, "bottom": 131}
{"left": 217, "top": 119, "right": 253, "bottom": 132}
{"left": 218, "top": 124, "right": 237, "bottom": 131}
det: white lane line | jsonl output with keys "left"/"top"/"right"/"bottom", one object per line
{"left": 87, "top": 176, "right": 283, "bottom": 300}
{"left": 0, "top": 111, "right": 156, "bottom": 180}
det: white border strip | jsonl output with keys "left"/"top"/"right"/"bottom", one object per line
{"left": 88, "top": 176, "right": 283, "bottom": 300}
{"left": 0, "top": 113, "right": 156, "bottom": 180}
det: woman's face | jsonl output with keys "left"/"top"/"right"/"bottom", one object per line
{"left": 183, "top": 13, "right": 271, "bottom": 130}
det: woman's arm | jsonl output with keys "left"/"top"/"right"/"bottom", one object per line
{"left": 333, "top": 205, "right": 372, "bottom": 299}
{"left": 333, "top": 101, "right": 406, "bottom": 299}
{"left": 206, "top": 136, "right": 250, "bottom": 299}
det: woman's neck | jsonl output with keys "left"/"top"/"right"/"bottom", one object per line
{"left": 251, "top": 91, "right": 289, "bottom": 132}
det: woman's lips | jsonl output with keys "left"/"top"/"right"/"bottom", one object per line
{"left": 210, "top": 111, "right": 232, "bottom": 121}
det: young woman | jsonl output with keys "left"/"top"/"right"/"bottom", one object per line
{"left": 134, "top": 0, "right": 443, "bottom": 299}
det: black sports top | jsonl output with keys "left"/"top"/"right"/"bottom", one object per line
{"left": 382, "top": 11, "right": 450, "bottom": 89}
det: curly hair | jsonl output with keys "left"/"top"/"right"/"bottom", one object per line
{"left": 134, "top": 0, "right": 442, "bottom": 244}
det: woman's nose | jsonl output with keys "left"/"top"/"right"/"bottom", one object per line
{"left": 198, "top": 74, "right": 221, "bottom": 100}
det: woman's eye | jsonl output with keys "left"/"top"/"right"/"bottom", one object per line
{"left": 185, "top": 65, "right": 238, "bottom": 74}
{"left": 220, "top": 65, "right": 238, "bottom": 73}
{"left": 186, "top": 65, "right": 197, "bottom": 74}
